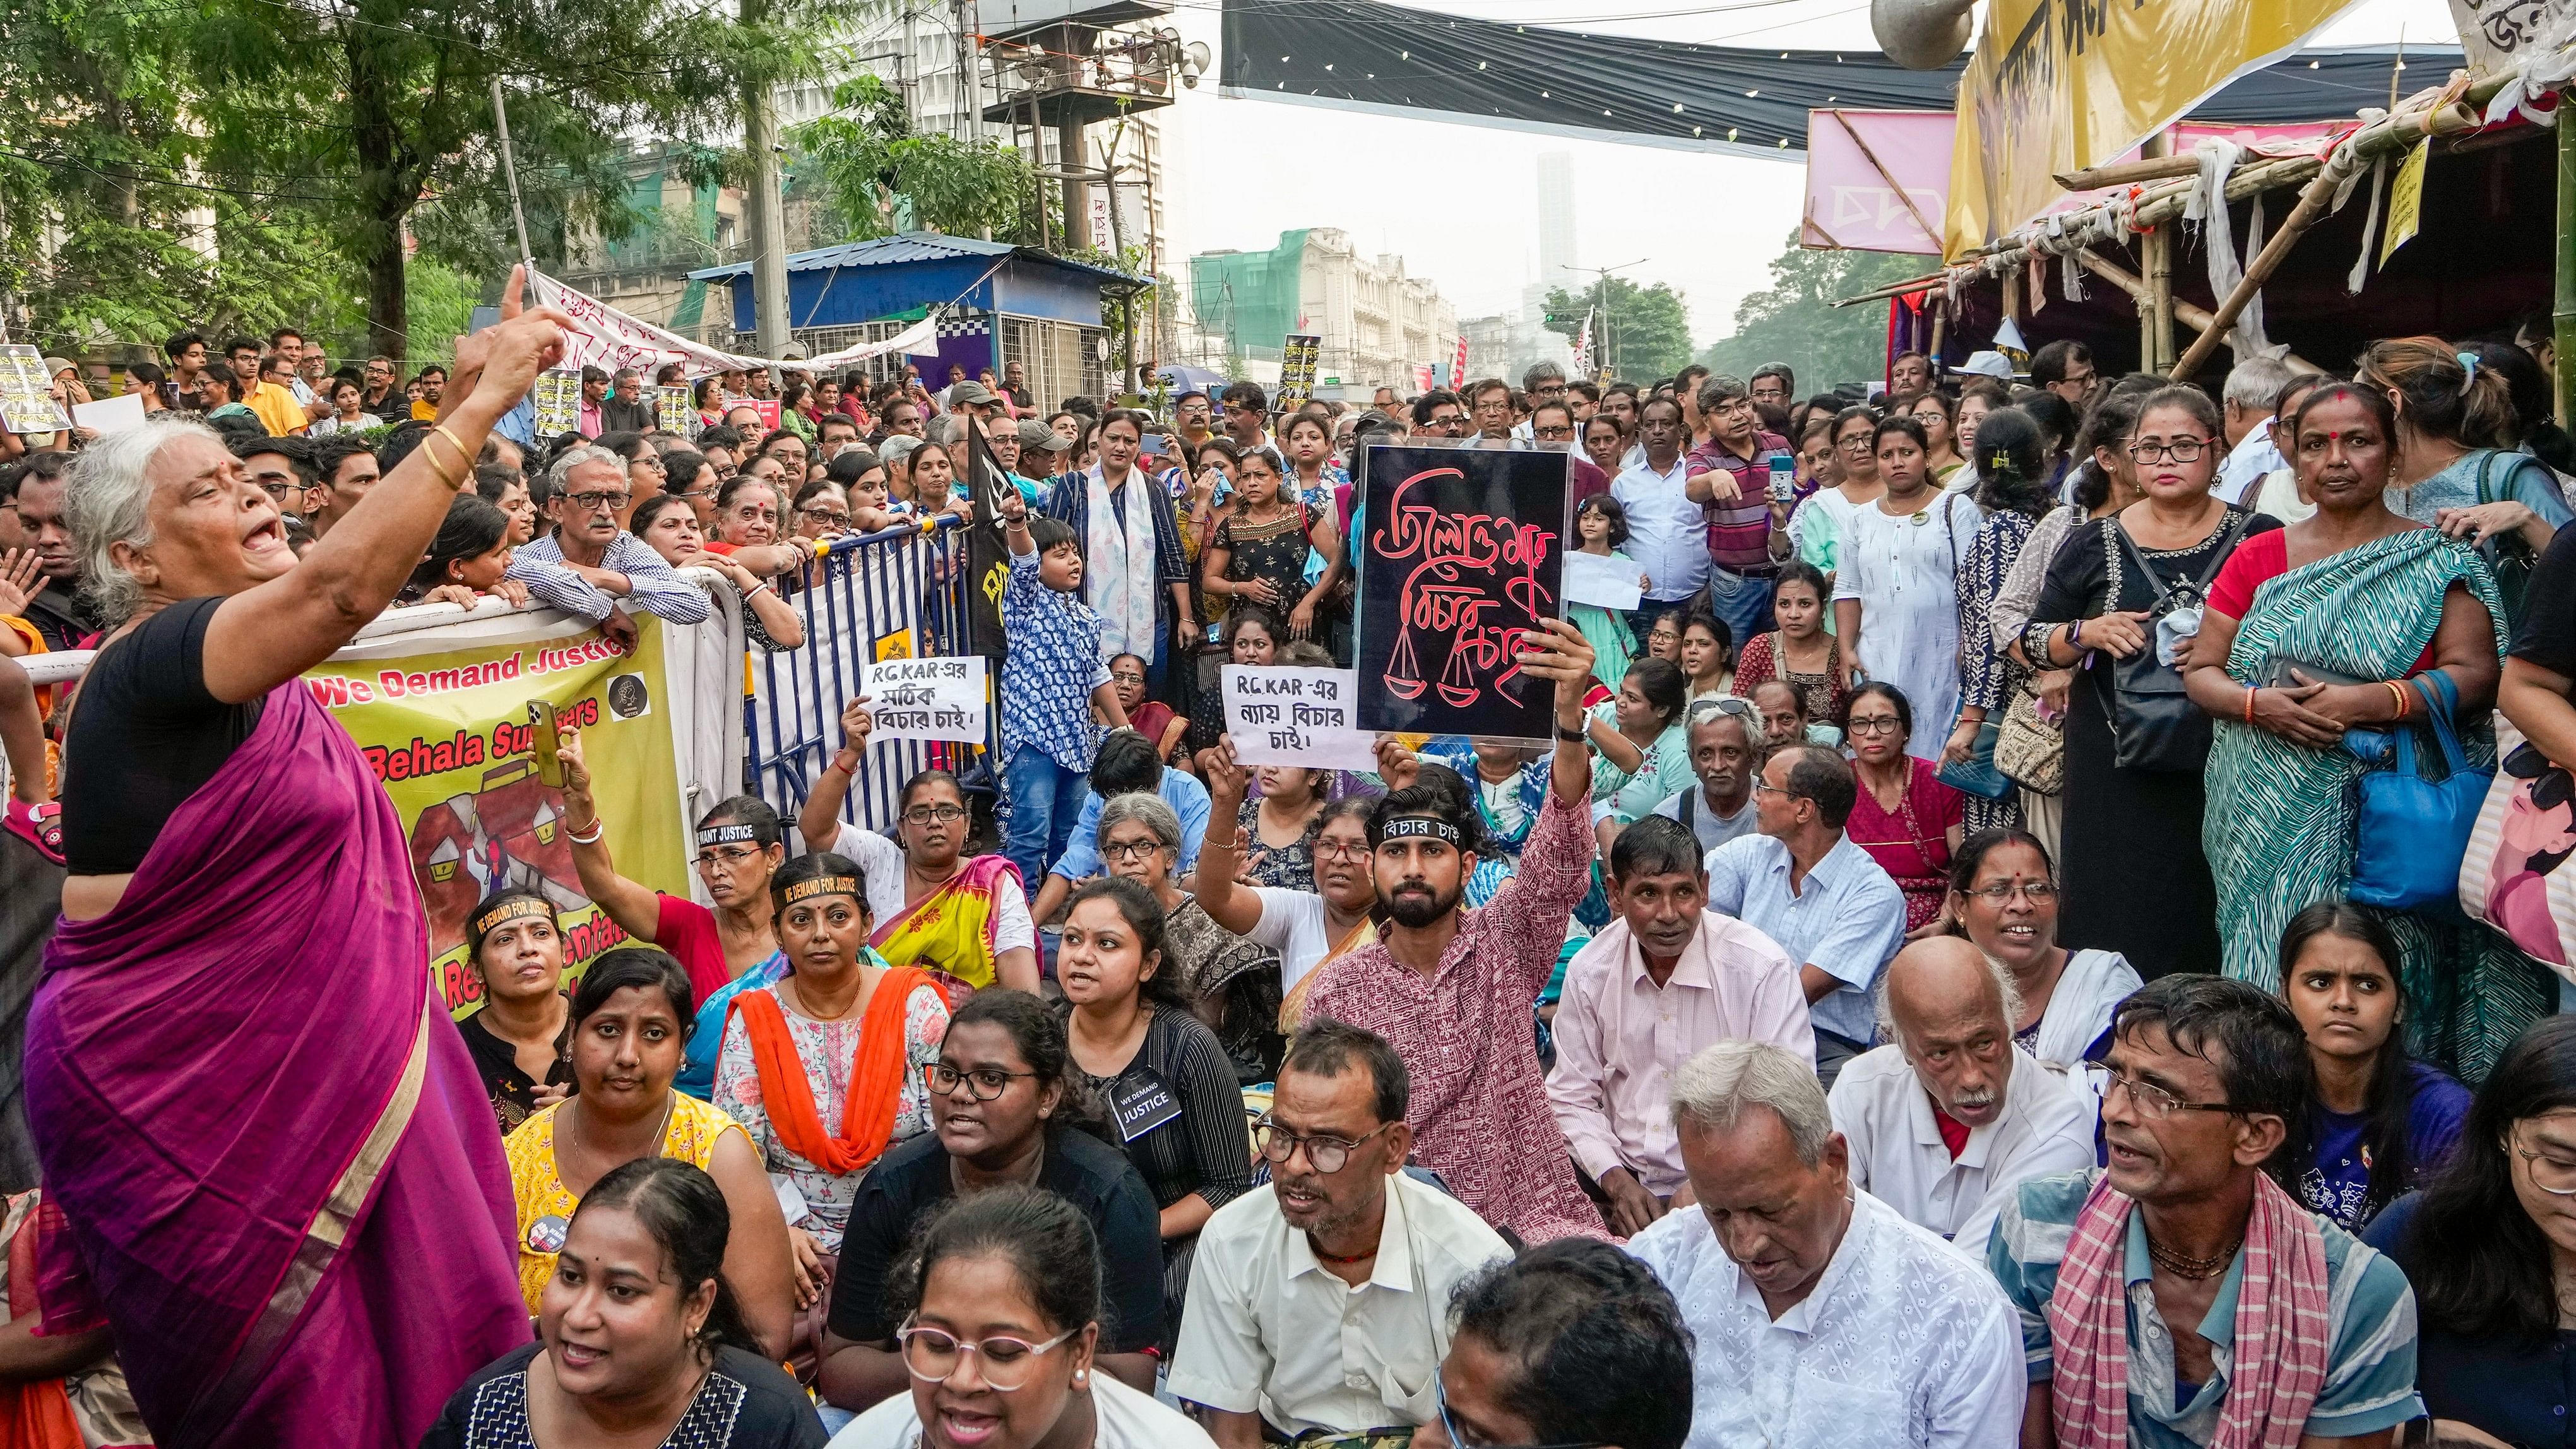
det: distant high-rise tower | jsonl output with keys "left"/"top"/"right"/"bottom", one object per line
{"left": 1536, "top": 151, "right": 1576, "bottom": 295}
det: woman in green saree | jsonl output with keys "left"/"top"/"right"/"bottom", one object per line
{"left": 2187, "top": 382, "right": 2552, "bottom": 1083}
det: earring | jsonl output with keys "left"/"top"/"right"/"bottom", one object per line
{"left": 1074, "top": 1371, "right": 1088, "bottom": 1385}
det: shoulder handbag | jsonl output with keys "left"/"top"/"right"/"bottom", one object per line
{"left": 2103, "top": 512, "right": 2249, "bottom": 772}
{"left": 1935, "top": 710, "right": 2013, "bottom": 799}
{"left": 2474, "top": 449, "right": 2539, "bottom": 632}
{"left": 2348, "top": 670, "right": 2493, "bottom": 911}
{"left": 1994, "top": 680, "right": 2065, "bottom": 795}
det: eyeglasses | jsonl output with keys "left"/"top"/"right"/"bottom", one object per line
{"left": 2086, "top": 1064, "right": 2241, "bottom": 1118}
{"left": 254, "top": 479, "right": 302, "bottom": 502}
{"left": 903, "top": 803, "right": 967, "bottom": 825}
{"left": 800, "top": 508, "right": 852, "bottom": 528}
{"left": 2127, "top": 439, "right": 2209, "bottom": 464}
{"left": 895, "top": 1321, "right": 1078, "bottom": 1390}
{"left": 1437, "top": 1369, "right": 1605, "bottom": 1449}
{"left": 923, "top": 1061, "right": 1039, "bottom": 1101}
{"left": 566, "top": 490, "right": 631, "bottom": 514}
{"left": 1846, "top": 716, "right": 1904, "bottom": 735}
{"left": 1314, "top": 839, "right": 1371, "bottom": 862}
{"left": 1534, "top": 425, "right": 1575, "bottom": 439}
{"left": 2512, "top": 1133, "right": 2576, "bottom": 1196}
{"left": 1252, "top": 1116, "right": 1394, "bottom": 1174}
{"left": 1102, "top": 838, "right": 1170, "bottom": 861}
{"left": 1963, "top": 880, "right": 2058, "bottom": 904}
{"left": 1108, "top": 670, "right": 1148, "bottom": 685}
{"left": 694, "top": 845, "right": 763, "bottom": 870}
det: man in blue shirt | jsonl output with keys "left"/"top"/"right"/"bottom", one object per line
{"left": 1031, "top": 726, "right": 1212, "bottom": 924}
{"left": 1701, "top": 743, "right": 1906, "bottom": 1089}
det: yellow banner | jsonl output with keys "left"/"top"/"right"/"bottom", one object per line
{"left": 302, "top": 617, "right": 690, "bottom": 1016}
{"left": 1944, "top": 0, "right": 2356, "bottom": 260}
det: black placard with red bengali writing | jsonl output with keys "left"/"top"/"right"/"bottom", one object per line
{"left": 1353, "top": 443, "right": 1569, "bottom": 742}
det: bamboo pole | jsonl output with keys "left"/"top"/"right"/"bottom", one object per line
{"left": 2056, "top": 153, "right": 2204, "bottom": 191}
{"left": 2170, "top": 98, "right": 2484, "bottom": 379}
{"left": 2074, "top": 250, "right": 2323, "bottom": 372}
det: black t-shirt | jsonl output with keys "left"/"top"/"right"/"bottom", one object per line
{"left": 59, "top": 596, "right": 264, "bottom": 876}
{"left": 826, "top": 1128, "right": 1166, "bottom": 1352}
{"left": 2511, "top": 519, "right": 2576, "bottom": 676}
{"left": 419, "top": 1342, "right": 826, "bottom": 1448}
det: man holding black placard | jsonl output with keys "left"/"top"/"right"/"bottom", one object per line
{"left": 1298, "top": 617, "right": 1610, "bottom": 1243}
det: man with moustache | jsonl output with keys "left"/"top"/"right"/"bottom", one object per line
{"left": 1172, "top": 1020, "right": 1510, "bottom": 1449}
{"left": 1828, "top": 937, "right": 2093, "bottom": 1258}
{"left": 1299, "top": 618, "right": 1613, "bottom": 1242}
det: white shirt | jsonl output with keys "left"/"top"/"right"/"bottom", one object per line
{"left": 2250, "top": 463, "right": 2315, "bottom": 523}
{"left": 1627, "top": 1190, "right": 2025, "bottom": 1449}
{"left": 1169, "top": 1173, "right": 1512, "bottom": 1436}
{"left": 1827, "top": 1044, "right": 2096, "bottom": 1259}
{"left": 2214, "top": 422, "right": 2285, "bottom": 506}
{"left": 1243, "top": 887, "right": 1361, "bottom": 992}
{"left": 831, "top": 1372, "right": 1214, "bottom": 1449}
{"left": 1613, "top": 452, "right": 1707, "bottom": 603}
{"left": 828, "top": 822, "right": 1036, "bottom": 957}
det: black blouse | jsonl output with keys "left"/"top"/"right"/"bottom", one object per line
{"left": 1066, "top": 1005, "right": 1256, "bottom": 1216}
{"left": 419, "top": 1342, "right": 826, "bottom": 1448}
{"left": 2026, "top": 508, "right": 2281, "bottom": 715}
{"left": 2367, "top": 1193, "right": 2576, "bottom": 1447}
{"left": 453, "top": 1003, "right": 575, "bottom": 1136}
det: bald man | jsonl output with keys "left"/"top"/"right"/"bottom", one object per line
{"left": 1825, "top": 937, "right": 2094, "bottom": 1259}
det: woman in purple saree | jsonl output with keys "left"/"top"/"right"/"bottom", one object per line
{"left": 25, "top": 278, "right": 578, "bottom": 1448}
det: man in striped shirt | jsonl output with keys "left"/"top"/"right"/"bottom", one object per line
{"left": 1682, "top": 375, "right": 1791, "bottom": 652}
{"left": 1987, "top": 976, "right": 2421, "bottom": 1448}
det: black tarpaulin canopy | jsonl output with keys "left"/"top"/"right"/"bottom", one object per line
{"left": 1217, "top": 0, "right": 2460, "bottom": 155}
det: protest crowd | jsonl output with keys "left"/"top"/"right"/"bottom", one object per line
{"left": 20, "top": 268, "right": 2576, "bottom": 1449}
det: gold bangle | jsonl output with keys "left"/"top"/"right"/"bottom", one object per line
{"left": 418, "top": 438, "right": 464, "bottom": 492}
{"left": 432, "top": 424, "right": 474, "bottom": 472}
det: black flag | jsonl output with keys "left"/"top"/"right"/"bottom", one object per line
{"left": 957, "top": 412, "right": 1012, "bottom": 659}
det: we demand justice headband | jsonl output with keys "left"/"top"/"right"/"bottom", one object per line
{"left": 780, "top": 875, "right": 861, "bottom": 906}
{"left": 697, "top": 823, "right": 761, "bottom": 847}
{"left": 1380, "top": 815, "right": 1461, "bottom": 844}
{"left": 473, "top": 897, "right": 554, "bottom": 938}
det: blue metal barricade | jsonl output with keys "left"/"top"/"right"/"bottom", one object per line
{"left": 747, "top": 515, "right": 993, "bottom": 839}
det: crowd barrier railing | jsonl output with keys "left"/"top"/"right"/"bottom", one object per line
{"left": 746, "top": 514, "right": 994, "bottom": 839}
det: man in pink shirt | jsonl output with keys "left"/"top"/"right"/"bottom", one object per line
{"left": 1546, "top": 814, "right": 1816, "bottom": 1238}
{"left": 1300, "top": 618, "right": 1609, "bottom": 1244}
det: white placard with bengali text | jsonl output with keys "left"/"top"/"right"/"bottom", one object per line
{"left": 1223, "top": 665, "right": 1377, "bottom": 771}
{"left": 1563, "top": 550, "right": 1644, "bottom": 610}
{"left": 862, "top": 655, "right": 988, "bottom": 743}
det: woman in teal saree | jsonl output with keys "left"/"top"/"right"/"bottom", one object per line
{"left": 2188, "top": 383, "right": 2552, "bottom": 1084}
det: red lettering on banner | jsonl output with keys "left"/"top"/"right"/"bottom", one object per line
{"left": 362, "top": 728, "right": 490, "bottom": 784}
{"left": 1368, "top": 467, "right": 1554, "bottom": 709}
{"left": 305, "top": 675, "right": 379, "bottom": 709}
{"left": 563, "top": 913, "right": 631, "bottom": 962}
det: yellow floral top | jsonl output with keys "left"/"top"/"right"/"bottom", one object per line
{"left": 504, "top": 1092, "right": 744, "bottom": 1312}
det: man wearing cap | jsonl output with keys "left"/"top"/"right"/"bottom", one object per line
{"left": 1298, "top": 618, "right": 1615, "bottom": 1243}
{"left": 946, "top": 379, "right": 1000, "bottom": 429}
{"left": 1015, "top": 418, "right": 1072, "bottom": 499}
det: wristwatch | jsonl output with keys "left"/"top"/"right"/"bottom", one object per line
{"left": 1556, "top": 715, "right": 1588, "bottom": 743}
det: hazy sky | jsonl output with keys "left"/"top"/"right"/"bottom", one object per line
{"left": 1150, "top": 0, "right": 2460, "bottom": 345}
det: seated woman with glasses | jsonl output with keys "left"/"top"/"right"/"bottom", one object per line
{"left": 1059, "top": 876, "right": 1254, "bottom": 1348}
{"left": 827, "top": 1185, "right": 1211, "bottom": 1449}
{"left": 2275, "top": 902, "right": 2469, "bottom": 1231}
{"left": 1945, "top": 829, "right": 2139, "bottom": 1096}
{"left": 819, "top": 991, "right": 1165, "bottom": 1418}
{"left": 797, "top": 709, "right": 1042, "bottom": 997}
{"left": 1094, "top": 792, "right": 1283, "bottom": 1086}
{"left": 712, "top": 852, "right": 954, "bottom": 1347}
{"left": 2367, "top": 1014, "right": 2576, "bottom": 1449}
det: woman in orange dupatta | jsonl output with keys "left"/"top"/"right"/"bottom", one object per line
{"left": 709, "top": 851, "right": 951, "bottom": 1356}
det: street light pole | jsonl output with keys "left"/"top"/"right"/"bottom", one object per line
{"left": 1567, "top": 257, "right": 1647, "bottom": 380}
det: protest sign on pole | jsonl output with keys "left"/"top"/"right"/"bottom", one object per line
{"left": 533, "top": 369, "right": 581, "bottom": 438}
{"left": 0, "top": 346, "right": 73, "bottom": 435}
{"left": 1221, "top": 666, "right": 1377, "bottom": 771}
{"left": 302, "top": 617, "right": 690, "bottom": 1017}
{"left": 1412, "top": 362, "right": 1435, "bottom": 392}
{"left": 1353, "top": 444, "right": 1569, "bottom": 742}
{"left": 956, "top": 416, "right": 1012, "bottom": 659}
{"left": 1451, "top": 336, "right": 1471, "bottom": 390}
{"left": 861, "top": 656, "right": 989, "bottom": 743}
{"left": 1276, "top": 334, "right": 1322, "bottom": 410}
{"left": 655, "top": 385, "right": 700, "bottom": 438}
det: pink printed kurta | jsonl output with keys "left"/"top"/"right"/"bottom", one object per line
{"left": 1300, "top": 790, "right": 1608, "bottom": 1243}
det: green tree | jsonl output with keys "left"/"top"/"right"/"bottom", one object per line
{"left": 1699, "top": 232, "right": 1925, "bottom": 394}
{"left": 791, "top": 76, "right": 1047, "bottom": 245}
{"left": 1543, "top": 275, "right": 1694, "bottom": 382}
